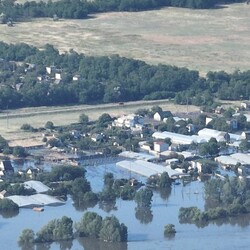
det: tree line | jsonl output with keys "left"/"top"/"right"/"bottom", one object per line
{"left": 18, "top": 212, "right": 127, "bottom": 249}
{"left": 0, "top": 0, "right": 246, "bottom": 21}
{"left": 0, "top": 42, "right": 249, "bottom": 110}
{"left": 179, "top": 177, "right": 250, "bottom": 227}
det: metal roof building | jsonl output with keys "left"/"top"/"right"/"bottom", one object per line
{"left": 119, "top": 151, "right": 156, "bottom": 162}
{"left": 215, "top": 155, "right": 241, "bottom": 166}
{"left": 152, "top": 131, "right": 195, "bottom": 145}
{"left": 7, "top": 194, "right": 65, "bottom": 208}
{"left": 24, "top": 180, "right": 50, "bottom": 193}
{"left": 230, "top": 153, "right": 250, "bottom": 164}
{"left": 198, "top": 128, "right": 229, "bottom": 142}
{"left": 215, "top": 153, "right": 250, "bottom": 166}
{"left": 116, "top": 159, "right": 183, "bottom": 178}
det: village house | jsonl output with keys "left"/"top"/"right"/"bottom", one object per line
{"left": 46, "top": 65, "right": 56, "bottom": 75}
{"left": 227, "top": 119, "right": 238, "bottom": 130}
{"left": 154, "top": 141, "right": 169, "bottom": 153}
{"left": 214, "top": 106, "right": 225, "bottom": 114}
{"left": 91, "top": 133, "right": 103, "bottom": 142}
{"left": 112, "top": 114, "right": 144, "bottom": 129}
{"left": 0, "top": 160, "right": 14, "bottom": 177}
{"left": 241, "top": 131, "right": 250, "bottom": 141}
{"left": 73, "top": 74, "right": 81, "bottom": 81}
{"left": 153, "top": 111, "right": 172, "bottom": 122}
{"left": 241, "top": 101, "right": 250, "bottom": 111}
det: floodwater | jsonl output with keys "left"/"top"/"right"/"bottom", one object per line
{"left": 1, "top": 159, "right": 250, "bottom": 250}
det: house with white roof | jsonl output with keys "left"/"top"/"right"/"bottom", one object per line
{"left": 112, "top": 114, "right": 144, "bottom": 129}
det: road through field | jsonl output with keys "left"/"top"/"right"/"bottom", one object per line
{"left": 0, "top": 100, "right": 199, "bottom": 144}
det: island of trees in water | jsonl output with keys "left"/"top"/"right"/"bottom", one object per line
{"left": 0, "top": 42, "right": 249, "bottom": 110}
{"left": 0, "top": 0, "right": 246, "bottom": 22}
{"left": 179, "top": 177, "right": 250, "bottom": 227}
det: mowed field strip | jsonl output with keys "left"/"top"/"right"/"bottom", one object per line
{"left": 1, "top": 3, "right": 250, "bottom": 73}
{"left": 0, "top": 100, "right": 200, "bottom": 143}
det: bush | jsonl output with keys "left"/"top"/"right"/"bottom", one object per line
{"left": 20, "top": 123, "right": 34, "bottom": 131}
{"left": 164, "top": 224, "right": 176, "bottom": 236}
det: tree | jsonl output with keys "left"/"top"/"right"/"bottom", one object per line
{"left": 99, "top": 216, "right": 127, "bottom": 242}
{"left": 0, "top": 135, "right": 8, "bottom": 152}
{"left": 0, "top": 198, "right": 19, "bottom": 211}
{"left": 79, "top": 113, "right": 89, "bottom": 125}
{"left": 75, "top": 212, "right": 103, "bottom": 237}
{"left": 18, "top": 229, "right": 35, "bottom": 246}
{"left": 97, "top": 113, "right": 112, "bottom": 127}
{"left": 45, "top": 121, "right": 54, "bottom": 129}
{"left": 135, "top": 206, "right": 153, "bottom": 224}
{"left": 134, "top": 188, "right": 153, "bottom": 207}
{"left": 164, "top": 224, "right": 176, "bottom": 236}
{"left": 239, "top": 139, "right": 250, "bottom": 152}
{"left": 36, "top": 216, "right": 73, "bottom": 242}
{"left": 198, "top": 138, "right": 219, "bottom": 156}
{"left": 103, "top": 172, "right": 114, "bottom": 189}
{"left": 158, "top": 172, "right": 172, "bottom": 188}
{"left": 236, "top": 114, "right": 247, "bottom": 130}
{"left": 12, "top": 146, "right": 27, "bottom": 157}
{"left": 20, "top": 123, "right": 35, "bottom": 131}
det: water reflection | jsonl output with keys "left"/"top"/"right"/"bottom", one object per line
{"left": 158, "top": 188, "right": 171, "bottom": 201}
{"left": 180, "top": 211, "right": 250, "bottom": 229}
{"left": 77, "top": 237, "right": 128, "bottom": 250}
{"left": 0, "top": 209, "right": 19, "bottom": 218}
{"left": 72, "top": 199, "right": 98, "bottom": 211}
{"left": 98, "top": 200, "right": 117, "bottom": 213}
{"left": 135, "top": 206, "right": 153, "bottom": 224}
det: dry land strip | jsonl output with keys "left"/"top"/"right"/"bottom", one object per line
{"left": 0, "top": 100, "right": 199, "bottom": 146}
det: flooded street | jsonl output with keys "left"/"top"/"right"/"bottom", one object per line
{"left": 1, "top": 159, "right": 250, "bottom": 249}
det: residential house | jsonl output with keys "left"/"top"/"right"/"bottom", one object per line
{"left": 227, "top": 119, "right": 238, "bottom": 130}
{"left": 112, "top": 114, "right": 144, "bottom": 129}
{"left": 241, "top": 131, "right": 250, "bottom": 141}
{"left": 205, "top": 117, "right": 213, "bottom": 125}
{"left": 91, "top": 133, "right": 103, "bottom": 142}
{"left": 186, "top": 123, "right": 197, "bottom": 133}
{"left": 241, "top": 101, "right": 250, "bottom": 111}
{"left": 215, "top": 106, "right": 225, "bottom": 114}
{"left": 46, "top": 66, "right": 56, "bottom": 75}
{"left": 0, "top": 160, "right": 14, "bottom": 177}
{"left": 55, "top": 73, "right": 62, "bottom": 80}
{"left": 238, "top": 164, "right": 250, "bottom": 176}
{"left": 154, "top": 141, "right": 169, "bottom": 153}
{"left": 26, "top": 167, "right": 42, "bottom": 178}
{"left": 73, "top": 75, "right": 81, "bottom": 81}
{"left": 0, "top": 190, "right": 7, "bottom": 199}
{"left": 71, "top": 130, "right": 81, "bottom": 139}
{"left": 153, "top": 111, "right": 172, "bottom": 122}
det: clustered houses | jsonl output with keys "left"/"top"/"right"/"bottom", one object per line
{"left": 112, "top": 114, "right": 144, "bottom": 132}
{"left": 116, "top": 107, "right": 250, "bottom": 179}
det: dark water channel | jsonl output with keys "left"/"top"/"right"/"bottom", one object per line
{"left": 1, "top": 158, "right": 250, "bottom": 249}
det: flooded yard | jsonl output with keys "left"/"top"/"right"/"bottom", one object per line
{"left": 0, "top": 159, "right": 250, "bottom": 249}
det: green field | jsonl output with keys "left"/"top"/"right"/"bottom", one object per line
{"left": 1, "top": 3, "right": 250, "bottom": 73}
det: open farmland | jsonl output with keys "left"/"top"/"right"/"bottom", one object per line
{"left": 1, "top": 3, "right": 250, "bottom": 73}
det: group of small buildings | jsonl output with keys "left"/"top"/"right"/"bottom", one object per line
{"left": 0, "top": 160, "right": 64, "bottom": 209}
{"left": 113, "top": 109, "right": 250, "bottom": 179}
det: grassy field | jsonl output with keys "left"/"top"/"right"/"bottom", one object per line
{"left": 1, "top": 3, "right": 250, "bottom": 74}
{"left": 0, "top": 100, "right": 200, "bottom": 145}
